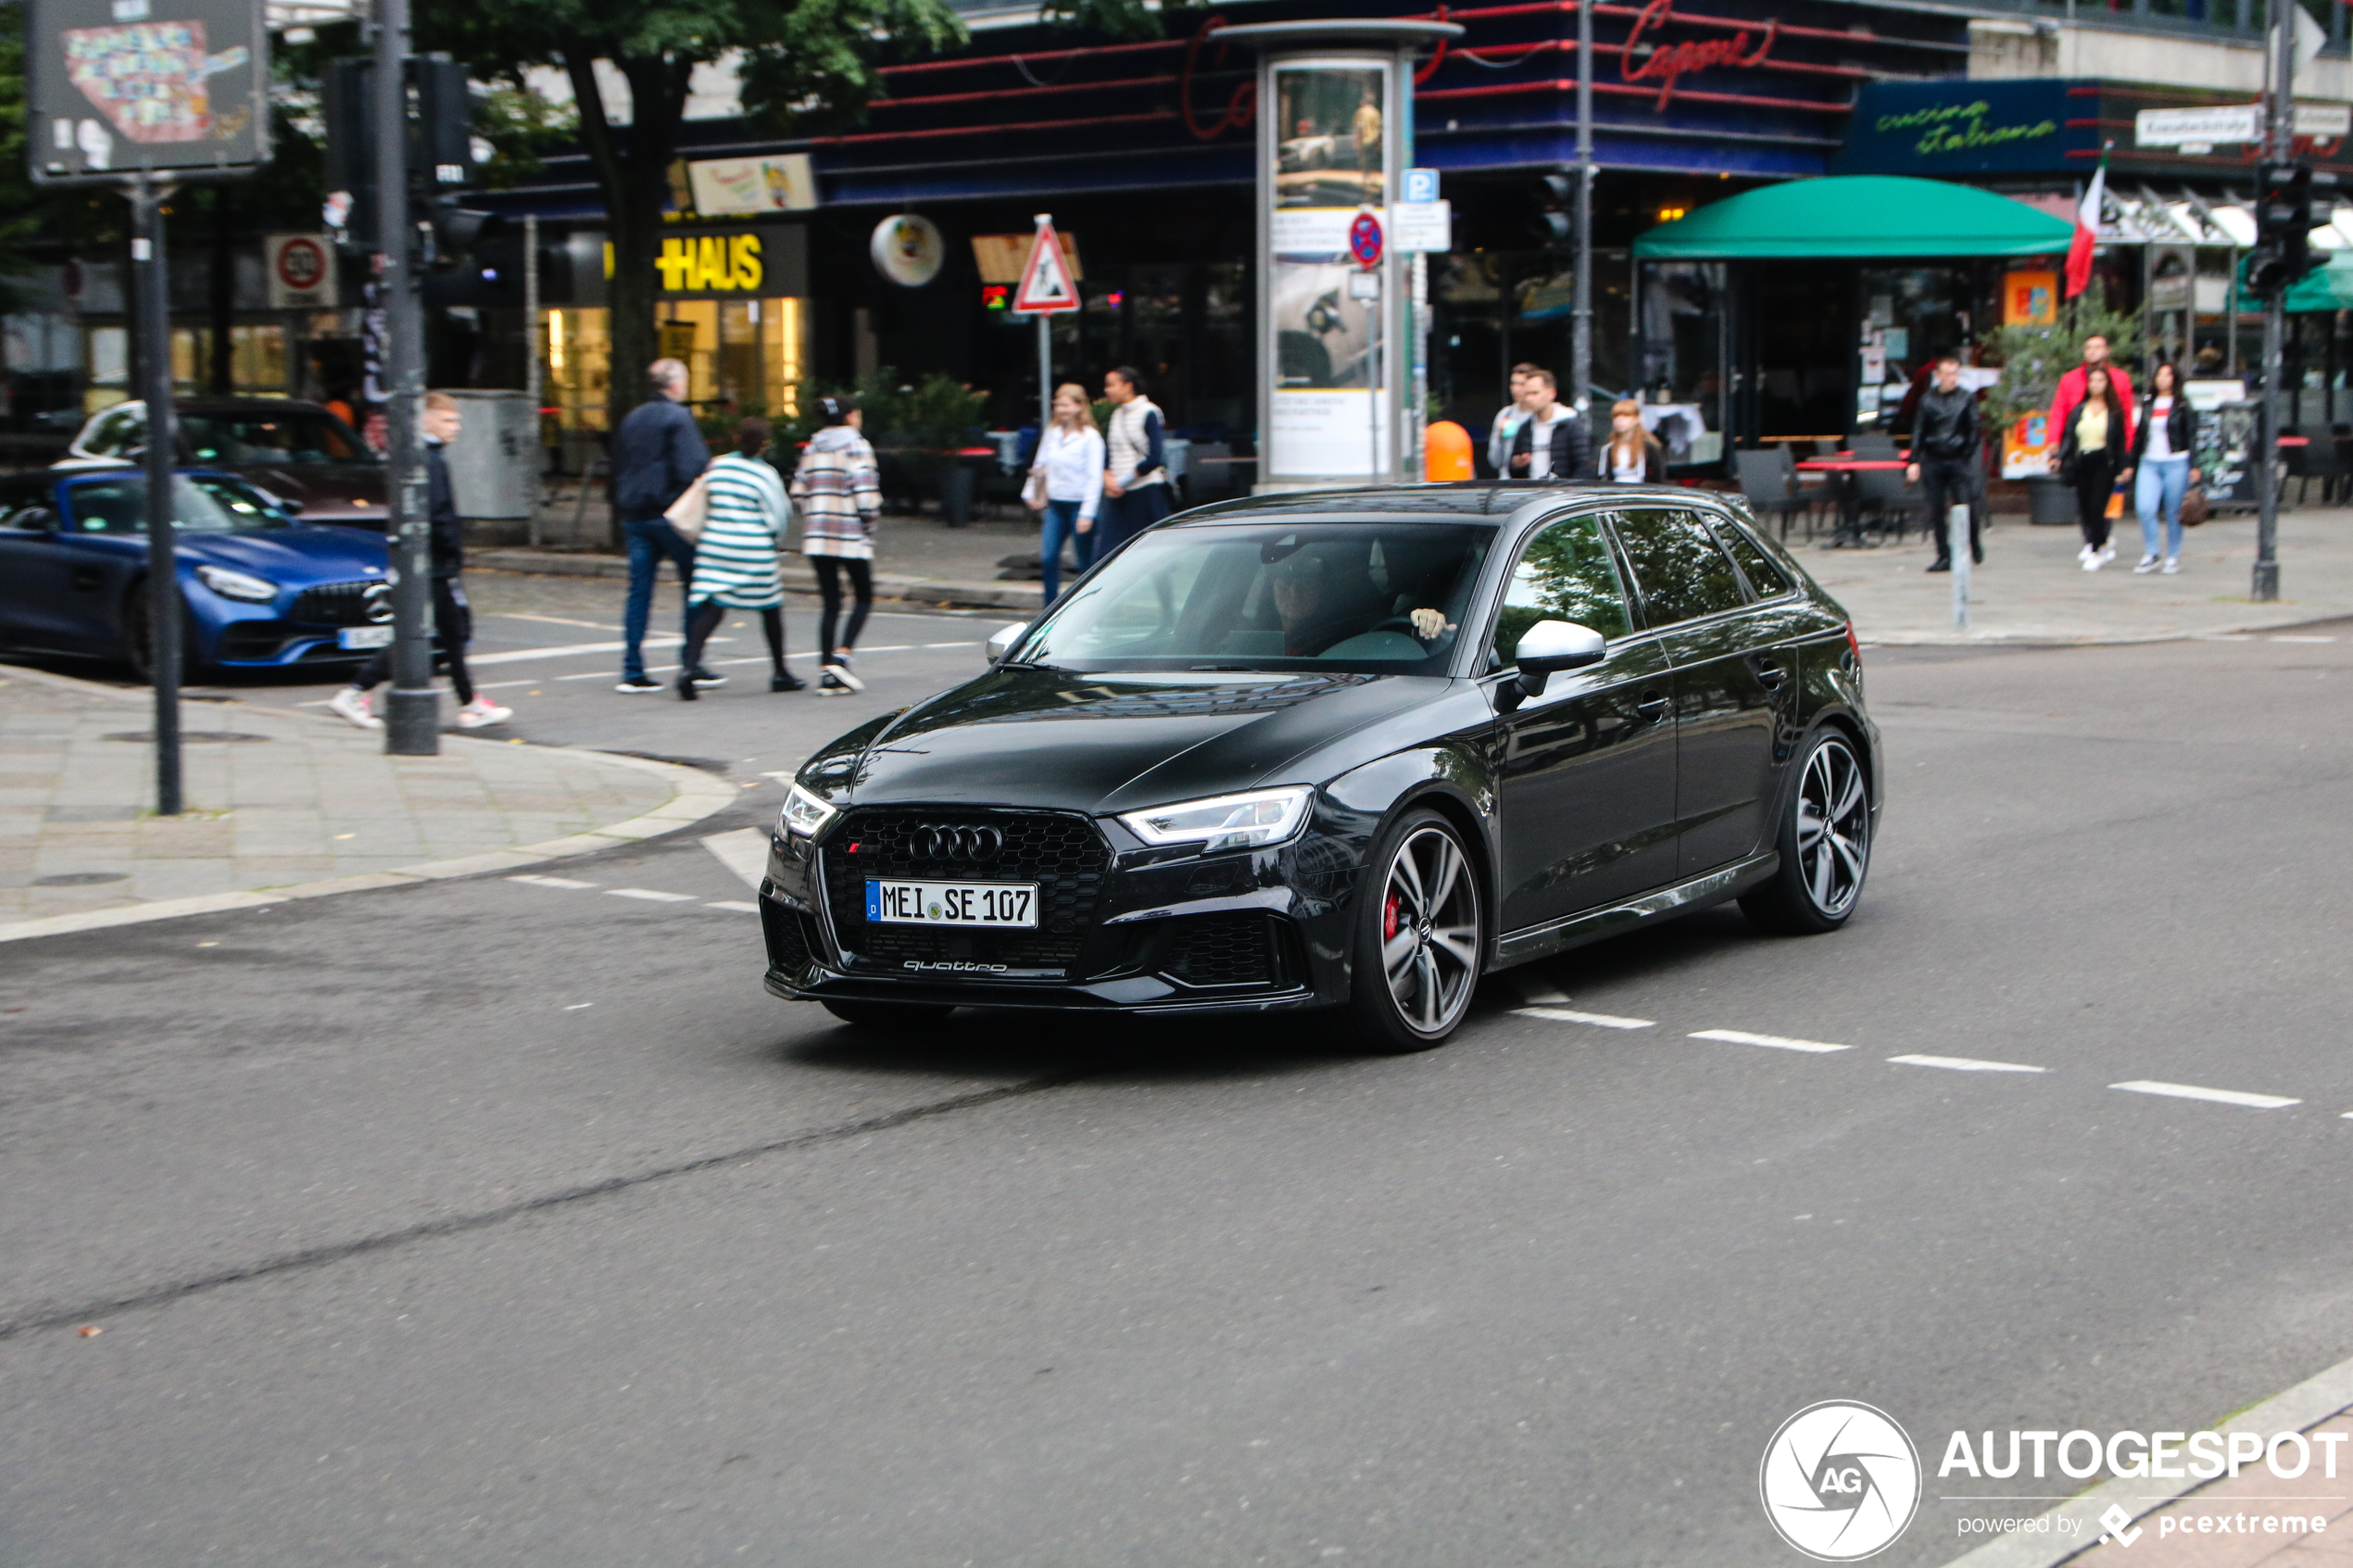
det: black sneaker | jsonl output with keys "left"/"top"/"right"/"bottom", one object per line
{"left": 771, "top": 671, "right": 806, "bottom": 693}
{"left": 615, "top": 675, "right": 663, "bottom": 694}
{"left": 674, "top": 671, "right": 698, "bottom": 701}
{"left": 824, "top": 659, "right": 865, "bottom": 693}
{"left": 1926, "top": 560, "right": 1952, "bottom": 573}
{"left": 690, "top": 668, "right": 727, "bottom": 688}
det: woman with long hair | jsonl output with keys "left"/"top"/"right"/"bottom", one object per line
{"left": 2128, "top": 360, "right": 2198, "bottom": 575}
{"left": 1028, "top": 383, "right": 1104, "bottom": 603}
{"left": 1593, "top": 398, "right": 1665, "bottom": 483}
{"left": 675, "top": 417, "right": 801, "bottom": 700}
{"left": 789, "top": 395, "right": 883, "bottom": 694}
{"left": 2057, "top": 365, "right": 2129, "bottom": 571}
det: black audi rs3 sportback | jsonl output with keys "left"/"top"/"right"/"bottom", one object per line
{"left": 760, "top": 484, "right": 1881, "bottom": 1052}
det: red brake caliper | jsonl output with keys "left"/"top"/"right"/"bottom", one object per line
{"left": 1384, "top": 891, "right": 1402, "bottom": 941}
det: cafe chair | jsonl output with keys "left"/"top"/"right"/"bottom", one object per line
{"left": 1851, "top": 431, "right": 1902, "bottom": 461}
{"left": 1735, "top": 447, "right": 1811, "bottom": 541}
{"left": 1853, "top": 462, "right": 1926, "bottom": 543}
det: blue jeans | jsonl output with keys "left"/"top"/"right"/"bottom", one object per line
{"left": 1040, "top": 499, "right": 1097, "bottom": 603}
{"left": 2134, "top": 456, "right": 2189, "bottom": 561}
{"left": 622, "top": 517, "right": 698, "bottom": 680}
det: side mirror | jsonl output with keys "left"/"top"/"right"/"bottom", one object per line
{"left": 20, "top": 507, "right": 60, "bottom": 533}
{"left": 278, "top": 498, "right": 305, "bottom": 515}
{"left": 986, "top": 621, "right": 1027, "bottom": 664}
{"left": 1500, "top": 620, "right": 1606, "bottom": 709}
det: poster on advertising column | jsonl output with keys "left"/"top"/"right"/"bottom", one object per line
{"left": 1267, "top": 58, "right": 1392, "bottom": 480}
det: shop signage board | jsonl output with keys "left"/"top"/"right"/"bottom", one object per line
{"left": 265, "top": 233, "right": 336, "bottom": 308}
{"left": 1834, "top": 81, "right": 2083, "bottom": 177}
{"left": 686, "top": 153, "right": 817, "bottom": 216}
{"left": 1618, "top": 0, "right": 1778, "bottom": 111}
{"left": 639, "top": 224, "right": 810, "bottom": 300}
{"left": 25, "top": 0, "right": 269, "bottom": 182}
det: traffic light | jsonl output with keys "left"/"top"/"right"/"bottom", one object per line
{"left": 1532, "top": 170, "right": 1575, "bottom": 249}
{"left": 422, "top": 196, "right": 501, "bottom": 271}
{"left": 321, "top": 54, "right": 481, "bottom": 253}
{"left": 2250, "top": 161, "right": 2316, "bottom": 295}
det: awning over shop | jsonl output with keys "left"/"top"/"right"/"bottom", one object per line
{"left": 2287, "top": 253, "right": 2353, "bottom": 312}
{"left": 1632, "top": 176, "right": 2078, "bottom": 260}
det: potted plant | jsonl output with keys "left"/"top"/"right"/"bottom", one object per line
{"left": 893, "top": 372, "right": 989, "bottom": 526}
{"left": 1982, "top": 289, "right": 2141, "bottom": 525}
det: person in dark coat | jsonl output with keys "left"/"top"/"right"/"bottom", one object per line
{"left": 330, "top": 393, "right": 510, "bottom": 730}
{"left": 1506, "top": 369, "right": 1592, "bottom": 481}
{"left": 611, "top": 358, "right": 711, "bottom": 692}
{"left": 2056, "top": 365, "right": 2130, "bottom": 570}
{"left": 1906, "top": 353, "right": 1984, "bottom": 572}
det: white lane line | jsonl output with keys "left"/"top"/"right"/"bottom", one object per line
{"left": 699, "top": 828, "right": 768, "bottom": 891}
{"left": 493, "top": 613, "right": 618, "bottom": 631}
{"left": 604, "top": 887, "right": 699, "bottom": 903}
{"left": 1692, "top": 1028, "right": 1849, "bottom": 1054}
{"left": 2270, "top": 634, "right": 2338, "bottom": 643}
{"left": 510, "top": 874, "right": 596, "bottom": 889}
{"left": 2110, "top": 1079, "right": 2301, "bottom": 1110}
{"left": 1889, "top": 1053, "right": 2046, "bottom": 1073}
{"left": 925, "top": 640, "right": 982, "bottom": 648}
{"left": 563, "top": 1002, "right": 594, "bottom": 1010}
{"left": 468, "top": 634, "right": 725, "bottom": 668}
{"left": 706, "top": 900, "right": 760, "bottom": 913}
{"left": 1514, "top": 1006, "right": 1655, "bottom": 1030}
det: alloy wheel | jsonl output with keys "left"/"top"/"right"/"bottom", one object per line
{"left": 1794, "top": 736, "right": 1869, "bottom": 919}
{"left": 1378, "top": 824, "right": 1480, "bottom": 1036}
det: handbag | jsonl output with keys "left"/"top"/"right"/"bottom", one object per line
{"left": 2181, "top": 486, "right": 2210, "bottom": 527}
{"left": 663, "top": 471, "right": 711, "bottom": 542}
{"left": 1022, "top": 465, "right": 1049, "bottom": 512}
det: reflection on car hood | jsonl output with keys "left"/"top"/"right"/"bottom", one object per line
{"left": 240, "top": 465, "right": 387, "bottom": 518}
{"left": 179, "top": 524, "right": 388, "bottom": 583}
{"left": 849, "top": 667, "right": 1442, "bottom": 812}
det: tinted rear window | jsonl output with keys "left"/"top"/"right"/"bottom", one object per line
{"left": 1612, "top": 508, "right": 1748, "bottom": 626}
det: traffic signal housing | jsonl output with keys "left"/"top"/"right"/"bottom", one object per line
{"left": 321, "top": 54, "right": 482, "bottom": 253}
{"left": 2249, "top": 161, "right": 2316, "bottom": 295}
{"left": 1532, "top": 170, "right": 1575, "bottom": 249}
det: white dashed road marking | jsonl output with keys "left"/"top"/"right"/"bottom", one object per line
{"left": 2110, "top": 1080, "right": 2301, "bottom": 1110}
{"left": 605, "top": 888, "right": 699, "bottom": 903}
{"left": 2270, "top": 635, "right": 2338, "bottom": 644}
{"left": 1692, "top": 1029, "right": 1849, "bottom": 1054}
{"left": 699, "top": 828, "right": 770, "bottom": 891}
{"left": 1514, "top": 1006, "right": 1655, "bottom": 1030}
{"left": 510, "top": 874, "right": 596, "bottom": 889}
{"left": 706, "top": 900, "right": 760, "bottom": 913}
{"left": 1888, "top": 1053, "right": 2047, "bottom": 1073}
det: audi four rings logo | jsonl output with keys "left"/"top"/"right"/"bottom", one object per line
{"left": 914, "top": 824, "right": 1003, "bottom": 861}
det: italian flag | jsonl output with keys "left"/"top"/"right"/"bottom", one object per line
{"left": 2065, "top": 152, "right": 2108, "bottom": 299}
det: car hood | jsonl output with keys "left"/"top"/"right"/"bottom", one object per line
{"left": 179, "top": 525, "right": 388, "bottom": 583}
{"left": 837, "top": 667, "right": 1446, "bottom": 813}
{"left": 238, "top": 464, "right": 387, "bottom": 520}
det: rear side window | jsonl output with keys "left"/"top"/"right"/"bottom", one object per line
{"left": 1611, "top": 508, "right": 1747, "bottom": 626}
{"left": 83, "top": 408, "right": 142, "bottom": 456}
{"left": 1491, "top": 512, "right": 1631, "bottom": 668}
{"left": 1711, "top": 519, "right": 1791, "bottom": 598}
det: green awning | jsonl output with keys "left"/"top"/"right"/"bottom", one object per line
{"left": 1633, "top": 175, "right": 2078, "bottom": 260}
{"left": 2287, "top": 251, "right": 2353, "bottom": 312}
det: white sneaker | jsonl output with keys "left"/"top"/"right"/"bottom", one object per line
{"left": 2082, "top": 552, "right": 2102, "bottom": 571}
{"left": 2079, "top": 544, "right": 2096, "bottom": 562}
{"left": 2133, "top": 555, "right": 2161, "bottom": 574}
{"left": 455, "top": 696, "right": 512, "bottom": 729}
{"left": 2161, "top": 557, "right": 2181, "bottom": 574}
{"left": 328, "top": 686, "right": 382, "bottom": 730}
{"left": 824, "top": 660, "right": 865, "bottom": 693}
{"left": 2100, "top": 543, "right": 2117, "bottom": 562}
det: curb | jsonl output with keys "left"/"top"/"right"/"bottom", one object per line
{"left": 1942, "top": 1353, "right": 2353, "bottom": 1567}
{"left": 0, "top": 668, "right": 743, "bottom": 946}
{"left": 1857, "top": 610, "right": 2353, "bottom": 650}
{"left": 471, "top": 548, "right": 1045, "bottom": 612}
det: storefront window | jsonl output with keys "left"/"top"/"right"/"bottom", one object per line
{"left": 167, "top": 325, "right": 287, "bottom": 396}
{"left": 1854, "top": 268, "right": 1980, "bottom": 431}
{"left": 546, "top": 307, "right": 612, "bottom": 432}
{"left": 1636, "top": 261, "right": 1726, "bottom": 464}
{"left": 651, "top": 296, "right": 809, "bottom": 420}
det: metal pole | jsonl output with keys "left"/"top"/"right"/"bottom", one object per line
{"left": 375, "top": 0, "right": 436, "bottom": 751}
{"left": 132, "top": 173, "right": 183, "bottom": 816}
{"left": 1949, "top": 503, "right": 1971, "bottom": 633}
{"left": 1037, "top": 315, "right": 1051, "bottom": 440}
{"left": 1571, "top": 0, "right": 1594, "bottom": 418}
{"left": 524, "top": 210, "right": 542, "bottom": 549}
{"left": 2254, "top": 0, "right": 2294, "bottom": 603}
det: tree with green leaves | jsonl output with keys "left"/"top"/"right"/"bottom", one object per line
{"left": 1982, "top": 288, "right": 2144, "bottom": 438}
{"left": 422, "top": 0, "right": 970, "bottom": 433}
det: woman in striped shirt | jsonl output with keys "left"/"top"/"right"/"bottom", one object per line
{"left": 677, "top": 417, "right": 803, "bottom": 700}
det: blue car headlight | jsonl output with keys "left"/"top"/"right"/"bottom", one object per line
{"left": 195, "top": 564, "right": 278, "bottom": 603}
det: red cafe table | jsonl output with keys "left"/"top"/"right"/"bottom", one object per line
{"left": 1795, "top": 456, "right": 1911, "bottom": 547}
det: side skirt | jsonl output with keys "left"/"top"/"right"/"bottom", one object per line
{"left": 1490, "top": 851, "right": 1780, "bottom": 970}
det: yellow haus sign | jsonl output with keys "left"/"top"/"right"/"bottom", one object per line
{"left": 658, "top": 232, "right": 763, "bottom": 293}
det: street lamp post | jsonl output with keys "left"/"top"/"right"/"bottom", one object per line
{"left": 132, "top": 173, "right": 182, "bottom": 815}
{"left": 1571, "top": 0, "right": 1594, "bottom": 417}
{"left": 2254, "top": 0, "right": 2296, "bottom": 603}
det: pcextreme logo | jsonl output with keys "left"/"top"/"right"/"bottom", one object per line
{"left": 1760, "top": 1401, "right": 1923, "bottom": 1561}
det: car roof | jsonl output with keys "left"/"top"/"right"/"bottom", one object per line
{"left": 1169, "top": 482, "right": 1711, "bottom": 526}
{"left": 95, "top": 398, "right": 333, "bottom": 416}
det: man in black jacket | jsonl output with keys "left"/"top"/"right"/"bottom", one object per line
{"left": 1906, "top": 354, "right": 1983, "bottom": 572}
{"left": 612, "top": 358, "right": 711, "bottom": 692}
{"left": 1507, "top": 370, "right": 1592, "bottom": 482}
{"left": 331, "top": 393, "right": 511, "bottom": 730}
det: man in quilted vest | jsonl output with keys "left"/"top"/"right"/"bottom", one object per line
{"left": 1096, "top": 366, "right": 1171, "bottom": 557}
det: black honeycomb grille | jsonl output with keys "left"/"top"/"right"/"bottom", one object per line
{"left": 1164, "top": 913, "right": 1274, "bottom": 987}
{"left": 820, "top": 809, "right": 1109, "bottom": 973}
{"left": 290, "top": 580, "right": 385, "bottom": 626}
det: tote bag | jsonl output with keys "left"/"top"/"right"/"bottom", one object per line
{"left": 663, "top": 472, "right": 712, "bottom": 542}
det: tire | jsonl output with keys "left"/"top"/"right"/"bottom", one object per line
{"left": 1741, "top": 730, "right": 1872, "bottom": 935}
{"left": 123, "top": 586, "right": 210, "bottom": 685}
{"left": 1342, "top": 807, "right": 1485, "bottom": 1053}
{"left": 820, "top": 998, "right": 957, "bottom": 1029}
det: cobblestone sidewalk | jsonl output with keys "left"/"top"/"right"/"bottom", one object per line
{"left": 0, "top": 668, "right": 737, "bottom": 941}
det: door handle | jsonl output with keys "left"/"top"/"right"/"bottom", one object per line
{"left": 1634, "top": 692, "right": 1672, "bottom": 721}
{"left": 1750, "top": 659, "right": 1790, "bottom": 689}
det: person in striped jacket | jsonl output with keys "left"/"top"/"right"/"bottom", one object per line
{"left": 788, "top": 396, "right": 882, "bottom": 695}
{"left": 675, "top": 418, "right": 804, "bottom": 700}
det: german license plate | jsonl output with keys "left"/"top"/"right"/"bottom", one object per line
{"left": 337, "top": 625, "right": 394, "bottom": 650}
{"left": 866, "top": 880, "right": 1038, "bottom": 928}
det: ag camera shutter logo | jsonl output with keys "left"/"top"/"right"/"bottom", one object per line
{"left": 1760, "top": 1400, "right": 1921, "bottom": 1561}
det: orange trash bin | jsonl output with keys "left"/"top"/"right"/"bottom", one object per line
{"left": 1424, "top": 420, "right": 1474, "bottom": 482}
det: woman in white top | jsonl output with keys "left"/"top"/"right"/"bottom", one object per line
{"left": 1028, "top": 383, "right": 1105, "bottom": 603}
{"left": 2126, "top": 360, "right": 2199, "bottom": 575}
{"left": 1594, "top": 398, "right": 1665, "bottom": 483}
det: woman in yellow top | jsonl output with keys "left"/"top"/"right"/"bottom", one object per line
{"left": 2056, "top": 365, "right": 2131, "bottom": 571}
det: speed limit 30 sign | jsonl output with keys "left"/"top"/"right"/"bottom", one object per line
{"left": 266, "top": 233, "right": 338, "bottom": 308}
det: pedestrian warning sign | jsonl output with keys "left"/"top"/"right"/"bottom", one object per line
{"left": 1013, "top": 217, "right": 1078, "bottom": 313}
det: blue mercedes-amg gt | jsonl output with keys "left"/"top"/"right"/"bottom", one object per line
{"left": 0, "top": 468, "right": 395, "bottom": 681}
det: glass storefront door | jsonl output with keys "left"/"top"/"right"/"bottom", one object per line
{"left": 545, "top": 297, "right": 805, "bottom": 432}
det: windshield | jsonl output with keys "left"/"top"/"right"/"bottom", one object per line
{"left": 1016, "top": 521, "right": 1495, "bottom": 675}
{"left": 62, "top": 474, "right": 295, "bottom": 533}
{"left": 180, "top": 410, "right": 376, "bottom": 466}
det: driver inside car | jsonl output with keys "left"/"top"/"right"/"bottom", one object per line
{"left": 1268, "top": 551, "right": 1449, "bottom": 657}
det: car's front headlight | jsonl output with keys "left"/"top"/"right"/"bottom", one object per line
{"left": 195, "top": 564, "right": 277, "bottom": 603}
{"left": 1118, "top": 785, "right": 1314, "bottom": 854}
{"left": 778, "top": 780, "right": 838, "bottom": 840}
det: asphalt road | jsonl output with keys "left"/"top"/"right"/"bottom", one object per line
{"left": 5, "top": 594, "right": 2352, "bottom": 1567}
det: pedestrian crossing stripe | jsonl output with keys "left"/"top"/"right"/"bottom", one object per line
{"left": 1014, "top": 220, "right": 1079, "bottom": 313}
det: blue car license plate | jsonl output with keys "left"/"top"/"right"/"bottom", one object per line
{"left": 866, "top": 880, "right": 1038, "bottom": 927}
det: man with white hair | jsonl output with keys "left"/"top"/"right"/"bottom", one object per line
{"left": 612, "top": 358, "right": 713, "bottom": 693}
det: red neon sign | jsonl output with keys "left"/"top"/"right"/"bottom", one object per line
{"left": 1620, "top": 0, "right": 1780, "bottom": 111}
